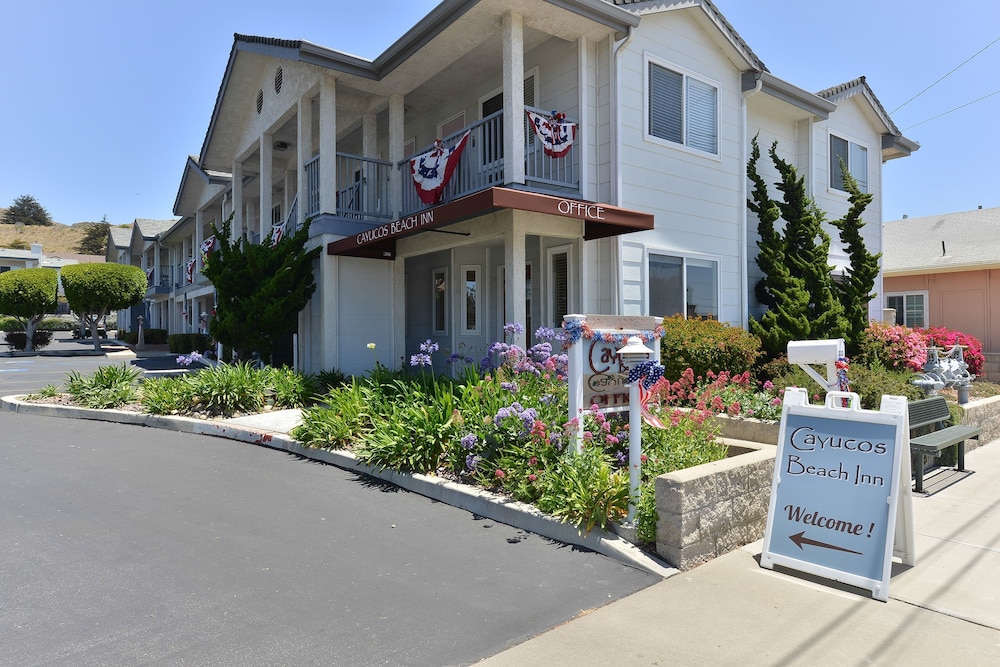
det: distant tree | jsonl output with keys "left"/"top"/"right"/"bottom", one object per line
{"left": 76, "top": 215, "right": 112, "bottom": 255}
{"left": 202, "top": 215, "right": 321, "bottom": 362}
{"left": 61, "top": 263, "right": 147, "bottom": 350}
{"left": 2, "top": 195, "right": 53, "bottom": 226}
{"left": 2, "top": 239, "right": 31, "bottom": 250}
{"left": 0, "top": 268, "right": 58, "bottom": 351}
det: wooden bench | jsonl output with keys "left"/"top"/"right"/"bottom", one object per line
{"left": 908, "top": 395, "right": 981, "bottom": 493}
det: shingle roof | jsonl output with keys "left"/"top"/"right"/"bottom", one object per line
{"left": 134, "top": 218, "right": 177, "bottom": 239}
{"left": 882, "top": 207, "right": 1000, "bottom": 275}
{"left": 108, "top": 226, "right": 131, "bottom": 249}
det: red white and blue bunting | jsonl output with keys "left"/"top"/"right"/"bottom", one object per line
{"left": 185, "top": 259, "right": 196, "bottom": 285}
{"left": 145, "top": 267, "right": 154, "bottom": 287}
{"left": 271, "top": 221, "right": 286, "bottom": 247}
{"left": 410, "top": 131, "right": 471, "bottom": 205}
{"left": 526, "top": 110, "right": 576, "bottom": 158}
{"left": 199, "top": 235, "right": 218, "bottom": 265}
{"left": 627, "top": 360, "right": 666, "bottom": 428}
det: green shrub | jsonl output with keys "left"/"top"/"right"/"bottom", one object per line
{"left": 770, "top": 360, "right": 922, "bottom": 410}
{"left": 261, "top": 366, "right": 320, "bottom": 408}
{"left": 183, "top": 362, "right": 268, "bottom": 417}
{"left": 292, "top": 381, "right": 371, "bottom": 449}
{"left": 659, "top": 315, "right": 761, "bottom": 380}
{"left": 139, "top": 376, "right": 192, "bottom": 415}
{"left": 65, "top": 363, "right": 141, "bottom": 408}
{"left": 4, "top": 330, "right": 54, "bottom": 350}
{"left": 120, "top": 328, "right": 168, "bottom": 345}
{"left": 168, "top": 333, "right": 212, "bottom": 353}
{"left": 0, "top": 315, "right": 20, "bottom": 331}
{"left": 536, "top": 446, "right": 630, "bottom": 534}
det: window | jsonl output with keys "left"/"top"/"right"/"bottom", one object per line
{"left": 830, "top": 134, "right": 868, "bottom": 192}
{"left": 461, "top": 265, "right": 480, "bottom": 334}
{"left": 547, "top": 246, "right": 572, "bottom": 328}
{"left": 647, "top": 59, "right": 718, "bottom": 154}
{"left": 432, "top": 267, "right": 448, "bottom": 335}
{"left": 886, "top": 293, "right": 926, "bottom": 328}
{"left": 648, "top": 253, "right": 719, "bottom": 319}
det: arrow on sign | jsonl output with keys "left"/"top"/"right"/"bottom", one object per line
{"left": 789, "top": 531, "right": 862, "bottom": 555}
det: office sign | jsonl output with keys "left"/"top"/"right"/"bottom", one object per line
{"left": 761, "top": 388, "right": 912, "bottom": 601}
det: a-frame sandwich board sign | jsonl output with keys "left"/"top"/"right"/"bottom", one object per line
{"left": 761, "top": 388, "right": 915, "bottom": 601}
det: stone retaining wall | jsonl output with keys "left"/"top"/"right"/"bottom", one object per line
{"left": 655, "top": 440, "right": 775, "bottom": 571}
{"left": 959, "top": 394, "right": 1000, "bottom": 449}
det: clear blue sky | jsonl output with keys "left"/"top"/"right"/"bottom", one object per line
{"left": 2, "top": 0, "right": 997, "bottom": 227}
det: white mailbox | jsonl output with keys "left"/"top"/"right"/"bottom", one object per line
{"left": 787, "top": 338, "right": 845, "bottom": 393}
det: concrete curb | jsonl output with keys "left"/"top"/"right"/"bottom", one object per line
{"left": 1, "top": 395, "right": 677, "bottom": 579}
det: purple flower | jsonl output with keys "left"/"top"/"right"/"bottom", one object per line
{"left": 419, "top": 339, "right": 439, "bottom": 354}
{"left": 410, "top": 353, "right": 432, "bottom": 367}
{"left": 500, "top": 381, "right": 517, "bottom": 393}
{"left": 534, "top": 326, "right": 557, "bottom": 340}
{"left": 461, "top": 433, "right": 478, "bottom": 450}
{"left": 465, "top": 454, "right": 481, "bottom": 471}
{"left": 503, "top": 322, "right": 524, "bottom": 337}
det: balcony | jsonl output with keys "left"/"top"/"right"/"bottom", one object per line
{"left": 303, "top": 106, "right": 580, "bottom": 223}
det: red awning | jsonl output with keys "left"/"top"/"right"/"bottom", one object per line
{"left": 326, "top": 187, "right": 654, "bottom": 259}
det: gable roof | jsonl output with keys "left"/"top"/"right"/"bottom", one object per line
{"left": 108, "top": 226, "right": 132, "bottom": 249}
{"left": 883, "top": 207, "right": 1000, "bottom": 275}
{"left": 817, "top": 76, "right": 919, "bottom": 160}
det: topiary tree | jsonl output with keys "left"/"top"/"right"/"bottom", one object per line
{"left": 202, "top": 215, "right": 321, "bottom": 362}
{"left": 2, "top": 194, "right": 53, "bottom": 226}
{"left": 61, "top": 263, "right": 147, "bottom": 351}
{"left": 0, "top": 267, "right": 58, "bottom": 351}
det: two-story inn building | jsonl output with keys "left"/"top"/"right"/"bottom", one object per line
{"left": 122, "top": 0, "right": 916, "bottom": 374}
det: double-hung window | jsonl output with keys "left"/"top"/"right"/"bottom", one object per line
{"left": 886, "top": 292, "right": 927, "bottom": 328}
{"left": 830, "top": 134, "right": 868, "bottom": 192}
{"left": 648, "top": 253, "right": 719, "bottom": 319}
{"left": 647, "top": 58, "right": 718, "bottom": 155}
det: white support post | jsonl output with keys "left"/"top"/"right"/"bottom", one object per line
{"left": 565, "top": 314, "right": 586, "bottom": 454}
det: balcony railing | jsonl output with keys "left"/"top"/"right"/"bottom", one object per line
{"left": 399, "top": 106, "right": 580, "bottom": 217}
{"left": 303, "top": 153, "right": 393, "bottom": 221}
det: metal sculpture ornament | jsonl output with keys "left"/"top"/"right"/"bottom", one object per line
{"left": 627, "top": 360, "right": 665, "bottom": 428}
{"left": 410, "top": 131, "right": 471, "bottom": 205}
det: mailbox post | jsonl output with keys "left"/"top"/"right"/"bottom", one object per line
{"left": 617, "top": 335, "right": 655, "bottom": 524}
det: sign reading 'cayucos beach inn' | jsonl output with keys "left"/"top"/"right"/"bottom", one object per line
{"left": 326, "top": 187, "right": 654, "bottom": 259}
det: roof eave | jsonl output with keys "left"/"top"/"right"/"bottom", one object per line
{"left": 758, "top": 71, "right": 837, "bottom": 119}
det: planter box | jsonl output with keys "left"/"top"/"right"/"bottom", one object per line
{"left": 655, "top": 439, "right": 776, "bottom": 571}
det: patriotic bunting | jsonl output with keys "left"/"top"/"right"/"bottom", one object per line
{"left": 526, "top": 109, "right": 576, "bottom": 158}
{"left": 271, "top": 221, "right": 286, "bottom": 247}
{"left": 627, "top": 360, "right": 666, "bottom": 428}
{"left": 200, "top": 235, "right": 218, "bottom": 265}
{"left": 145, "top": 267, "right": 154, "bottom": 287}
{"left": 185, "top": 259, "right": 195, "bottom": 285}
{"left": 410, "top": 131, "right": 471, "bottom": 205}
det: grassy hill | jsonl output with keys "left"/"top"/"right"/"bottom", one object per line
{"left": 0, "top": 220, "right": 95, "bottom": 255}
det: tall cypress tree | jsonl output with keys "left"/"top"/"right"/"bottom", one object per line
{"left": 747, "top": 138, "right": 848, "bottom": 358}
{"left": 202, "top": 216, "right": 321, "bottom": 362}
{"left": 830, "top": 163, "right": 878, "bottom": 353}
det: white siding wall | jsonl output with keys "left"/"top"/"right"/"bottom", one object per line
{"left": 614, "top": 11, "right": 745, "bottom": 325}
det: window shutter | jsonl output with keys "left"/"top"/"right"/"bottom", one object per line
{"left": 552, "top": 252, "right": 568, "bottom": 327}
{"left": 648, "top": 63, "right": 682, "bottom": 144}
{"left": 685, "top": 78, "right": 717, "bottom": 153}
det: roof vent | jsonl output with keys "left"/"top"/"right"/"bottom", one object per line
{"left": 274, "top": 67, "right": 283, "bottom": 94}
{"left": 256, "top": 89, "right": 264, "bottom": 115}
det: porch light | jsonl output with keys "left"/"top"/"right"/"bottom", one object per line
{"left": 616, "top": 336, "right": 653, "bottom": 369}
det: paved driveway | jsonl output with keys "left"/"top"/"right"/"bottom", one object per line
{"left": 1, "top": 412, "right": 657, "bottom": 666}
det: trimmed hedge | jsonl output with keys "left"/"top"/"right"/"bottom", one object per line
{"left": 168, "top": 333, "right": 212, "bottom": 353}
{"left": 659, "top": 315, "right": 761, "bottom": 380}
{"left": 4, "top": 330, "right": 53, "bottom": 351}
{"left": 119, "top": 328, "right": 168, "bottom": 345}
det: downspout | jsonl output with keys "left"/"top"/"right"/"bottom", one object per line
{"left": 740, "top": 71, "right": 763, "bottom": 329}
{"left": 612, "top": 26, "right": 634, "bottom": 315}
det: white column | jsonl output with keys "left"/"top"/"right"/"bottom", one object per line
{"left": 502, "top": 11, "right": 525, "bottom": 186}
{"left": 260, "top": 133, "right": 273, "bottom": 241}
{"left": 388, "top": 93, "right": 404, "bottom": 218}
{"left": 232, "top": 160, "right": 244, "bottom": 239}
{"left": 195, "top": 209, "right": 204, "bottom": 274}
{"left": 297, "top": 94, "right": 314, "bottom": 224}
{"left": 319, "top": 75, "right": 338, "bottom": 215}
{"left": 503, "top": 215, "right": 527, "bottom": 348}
{"left": 577, "top": 35, "right": 592, "bottom": 200}
{"left": 565, "top": 313, "right": 586, "bottom": 453}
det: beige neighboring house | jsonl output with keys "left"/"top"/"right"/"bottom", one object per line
{"left": 882, "top": 206, "right": 1000, "bottom": 379}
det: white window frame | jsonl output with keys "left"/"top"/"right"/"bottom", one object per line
{"left": 546, "top": 244, "right": 574, "bottom": 328}
{"left": 643, "top": 53, "right": 720, "bottom": 158}
{"left": 885, "top": 291, "right": 928, "bottom": 329}
{"left": 432, "top": 267, "right": 449, "bottom": 335}
{"left": 829, "top": 131, "right": 869, "bottom": 194}
{"left": 460, "top": 264, "right": 481, "bottom": 335}
{"left": 646, "top": 249, "right": 721, "bottom": 320}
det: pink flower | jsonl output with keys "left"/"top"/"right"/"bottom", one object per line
{"left": 495, "top": 469, "right": 506, "bottom": 479}
{"left": 528, "top": 473, "right": 537, "bottom": 482}
{"left": 640, "top": 454, "right": 648, "bottom": 463}
{"left": 528, "top": 456, "right": 538, "bottom": 466}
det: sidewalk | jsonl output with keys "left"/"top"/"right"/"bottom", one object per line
{"left": 480, "top": 443, "right": 1000, "bottom": 665}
